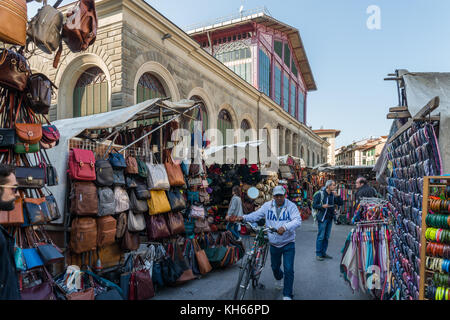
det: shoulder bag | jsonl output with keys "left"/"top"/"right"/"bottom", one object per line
{"left": 108, "top": 150, "right": 127, "bottom": 168}
{"left": 129, "top": 189, "right": 148, "bottom": 214}
{"left": 15, "top": 98, "right": 42, "bottom": 145}
{"left": 127, "top": 210, "right": 146, "bottom": 232}
{"left": 145, "top": 214, "right": 171, "bottom": 240}
{"left": 95, "top": 159, "right": 114, "bottom": 187}
{"left": 167, "top": 189, "right": 186, "bottom": 212}
{"left": 26, "top": 73, "right": 58, "bottom": 115}
{"left": 192, "top": 239, "right": 212, "bottom": 275}
{"left": 112, "top": 169, "right": 126, "bottom": 186}
{"left": 0, "top": 198, "right": 24, "bottom": 226}
{"left": 0, "top": 48, "right": 30, "bottom": 91}
{"left": 0, "top": 0, "right": 27, "bottom": 46}
{"left": 167, "top": 212, "right": 185, "bottom": 235}
{"left": 135, "top": 178, "right": 151, "bottom": 200}
{"left": 163, "top": 149, "right": 185, "bottom": 187}
{"left": 125, "top": 156, "right": 139, "bottom": 175}
{"left": 121, "top": 228, "right": 140, "bottom": 252}
{"left": 147, "top": 190, "right": 171, "bottom": 215}
{"left": 114, "top": 186, "right": 130, "bottom": 213}
{"left": 43, "top": 187, "right": 61, "bottom": 222}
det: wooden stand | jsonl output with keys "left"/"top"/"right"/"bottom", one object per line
{"left": 419, "top": 176, "right": 450, "bottom": 300}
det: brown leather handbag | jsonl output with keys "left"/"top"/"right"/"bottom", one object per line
{"left": 70, "top": 217, "right": 97, "bottom": 254}
{"left": 62, "top": 0, "right": 97, "bottom": 52}
{"left": 26, "top": 73, "right": 57, "bottom": 114}
{"left": 15, "top": 98, "right": 42, "bottom": 145}
{"left": 0, "top": 48, "right": 31, "bottom": 91}
{"left": 0, "top": 198, "right": 24, "bottom": 226}
{"left": 70, "top": 182, "right": 98, "bottom": 216}
{"left": 121, "top": 228, "right": 140, "bottom": 251}
{"left": 164, "top": 149, "right": 185, "bottom": 187}
{"left": 193, "top": 239, "right": 212, "bottom": 275}
{"left": 145, "top": 214, "right": 171, "bottom": 240}
{"left": 97, "top": 216, "right": 117, "bottom": 248}
{"left": 0, "top": 0, "right": 27, "bottom": 46}
{"left": 125, "top": 156, "right": 139, "bottom": 175}
{"left": 166, "top": 212, "right": 185, "bottom": 235}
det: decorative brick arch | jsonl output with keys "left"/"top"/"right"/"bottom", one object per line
{"left": 187, "top": 87, "right": 214, "bottom": 130}
{"left": 217, "top": 103, "right": 238, "bottom": 130}
{"left": 239, "top": 113, "right": 257, "bottom": 141}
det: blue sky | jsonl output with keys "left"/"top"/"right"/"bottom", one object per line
{"left": 28, "top": 0, "right": 450, "bottom": 148}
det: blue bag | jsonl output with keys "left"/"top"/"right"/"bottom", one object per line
{"left": 23, "top": 248, "right": 44, "bottom": 270}
{"left": 187, "top": 191, "right": 199, "bottom": 204}
{"left": 184, "top": 217, "right": 195, "bottom": 239}
{"left": 108, "top": 151, "right": 127, "bottom": 168}
{"left": 152, "top": 262, "right": 165, "bottom": 288}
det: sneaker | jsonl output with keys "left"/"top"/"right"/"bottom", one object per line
{"left": 323, "top": 254, "right": 333, "bottom": 259}
{"left": 316, "top": 256, "right": 324, "bottom": 261}
{"left": 275, "top": 279, "right": 283, "bottom": 290}
{"left": 282, "top": 296, "right": 292, "bottom": 300}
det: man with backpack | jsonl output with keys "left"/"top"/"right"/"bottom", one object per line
{"left": 312, "top": 180, "right": 343, "bottom": 261}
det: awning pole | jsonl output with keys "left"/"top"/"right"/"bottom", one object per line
{"left": 118, "top": 103, "right": 201, "bottom": 153}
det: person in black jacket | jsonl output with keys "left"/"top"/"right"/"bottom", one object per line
{"left": 312, "top": 180, "right": 343, "bottom": 261}
{"left": 354, "top": 177, "right": 378, "bottom": 205}
{"left": 0, "top": 164, "right": 21, "bottom": 300}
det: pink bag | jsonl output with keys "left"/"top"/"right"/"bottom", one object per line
{"left": 190, "top": 205, "right": 205, "bottom": 219}
{"left": 68, "top": 148, "right": 96, "bottom": 181}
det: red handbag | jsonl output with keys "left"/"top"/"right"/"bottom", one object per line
{"left": 68, "top": 148, "right": 96, "bottom": 181}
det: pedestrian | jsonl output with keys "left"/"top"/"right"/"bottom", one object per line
{"left": 230, "top": 185, "right": 302, "bottom": 300}
{"left": 0, "top": 164, "right": 21, "bottom": 300}
{"left": 226, "top": 185, "right": 244, "bottom": 241}
{"left": 313, "top": 180, "right": 343, "bottom": 261}
{"left": 354, "top": 176, "right": 378, "bottom": 205}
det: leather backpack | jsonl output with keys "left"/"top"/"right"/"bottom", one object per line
{"left": 95, "top": 160, "right": 114, "bottom": 186}
{"left": 70, "top": 217, "right": 97, "bottom": 254}
{"left": 68, "top": 148, "right": 96, "bottom": 181}
{"left": 97, "top": 216, "right": 117, "bottom": 248}
{"left": 26, "top": 73, "right": 57, "bottom": 115}
{"left": 0, "top": 0, "right": 27, "bottom": 46}
{"left": 97, "top": 187, "right": 115, "bottom": 216}
{"left": 26, "top": 1, "right": 64, "bottom": 54}
{"left": 125, "top": 156, "right": 139, "bottom": 175}
{"left": 0, "top": 48, "right": 31, "bottom": 92}
{"left": 70, "top": 181, "right": 98, "bottom": 216}
{"left": 114, "top": 186, "right": 130, "bottom": 213}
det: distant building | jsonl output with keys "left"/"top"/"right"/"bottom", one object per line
{"left": 335, "top": 136, "right": 387, "bottom": 166}
{"left": 313, "top": 129, "right": 341, "bottom": 165}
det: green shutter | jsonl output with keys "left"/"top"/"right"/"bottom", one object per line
{"left": 274, "top": 41, "right": 283, "bottom": 59}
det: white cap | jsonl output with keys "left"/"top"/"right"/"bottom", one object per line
{"left": 273, "top": 185, "right": 286, "bottom": 196}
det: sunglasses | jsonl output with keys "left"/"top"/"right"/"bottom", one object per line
{"left": 0, "top": 185, "right": 19, "bottom": 193}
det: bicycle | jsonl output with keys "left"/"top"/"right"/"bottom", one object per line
{"left": 233, "top": 222, "right": 277, "bottom": 300}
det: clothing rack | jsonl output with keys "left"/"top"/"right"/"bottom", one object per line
{"left": 356, "top": 219, "right": 388, "bottom": 226}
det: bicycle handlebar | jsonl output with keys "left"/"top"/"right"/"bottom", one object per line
{"left": 244, "top": 222, "right": 278, "bottom": 234}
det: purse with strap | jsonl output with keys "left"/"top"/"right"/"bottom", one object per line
{"left": 127, "top": 210, "right": 146, "bottom": 232}
{"left": 145, "top": 214, "right": 171, "bottom": 240}
{"left": 163, "top": 149, "right": 185, "bottom": 187}
{"left": 167, "top": 189, "right": 186, "bottom": 212}
{"left": 166, "top": 212, "right": 185, "bottom": 235}
{"left": 147, "top": 190, "right": 171, "bottom": 215}
{"left": 68, "top": 148, "right": 96, "bottom": 181}
{"left": 26, "top": 73, "right": 57, "bottom": 115}
{"left": 0, "top": 0, "right": 27, "bottom": 46}
{"left": 15, "top": 97, "right": 42, "bottom": 145}
{"left": 114, "top": 186, "right": 129, "bottom": 213}
{"left": 129, "top": 189, "right": 148, "bottom": 214}
{"left": 125, "top": 156, "right": 139, "bottom": 175}
{"left": 0, "top": 48, "right": 30, "bottom": 92}
{"left": 121, "top": 228, "right": 140, "bottom": 252}
{"left": 192, "top": 239, "right": 212, "bottom": 275}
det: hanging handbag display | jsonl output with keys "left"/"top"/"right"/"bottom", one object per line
{"left": 41, "top": 150, "right": 58, "bottom": 186}
{"left": 129, "top": 189, "right": 148, "bottom": 214}
{"left": 167, "top": 212, "right": 185, "bottom": 235}
{"left": 14, "top": 99, "right": 42, "bottom": 145}
{"left": 147, "top": 162, "right": 170, "bottom": 190}
{"left": 23, "top": 190, "right": 51, "bottom": 225}
{"left": 0, "top": 128, "right": 16, "bottom": 148}
{"left": 41, "top": 123, "right": 60, "bottom": 145}
{"left": 108, "top": 150, "right": 127, "bottom": 168}
{"left": 68, "top": 148, "right": 96, "bottom": 181}
{"left": 21, "top": 268, "right": 57, "bottom": 300}
{"left": 43, "top": 188, "right": 61, "bottom": 222}
{"left": 0, "top": 198, "right": 24, "bottom": 226}
{"left": 34, "top": 227, "right": 64, "bottom": 265}
{"left": 148, "top": 190, "right": 171, "bottom": 215}
{"left": 95, "top": 159, "right": 114, "bottom": 187}
{"left": 26, "top": 1, "right": 64, "bottom": 54}
{"left": 26, "top": 73, "right": 58, "bottom": 114}
{"left": 70, "top": 217, "right": 97, "bottom": 254}
{"left": 167, "top": 189, "right": 186, "bottom": 212}
{"left": 135, "top": 179, "right": 151, "bottom": 200}
{"left": 0, "top": 48, "right": 30, "bottom": 91}
{"left": 125, "top": 156, "right": 139, "bottom": 175}
{"left": 114, "top": 186, "right": 130, "bottom": 213}
{"left": 70, "top": 181, "right": 98, "bottom": 215}
{"left": 194, "top": 218, "right": 211, "bottom": 234}
{"left": 121, "top": 228, "right": 140, "bottom": 252}
{"left": 0, "top": 0, "right": 27, "bottom": 46}
{"left": 163, "top": 149, "right": 185, "bottom": 187}
{"left": 192, "top": 239, "right": 212, "bottom": 275}
{"left": 14, "top": 141, "right": 40, "bottom": 154}
{"left": 145, "top": 214, "right": 171, "bottom": 240}
{"left": 190, "top": 205, "right": 205, "bottom": 219}
{"left": 113, "top": 169, "right": 126, "bottom": 186}
{"left": 127, "top": 210, "right": 146, "bottom": 232}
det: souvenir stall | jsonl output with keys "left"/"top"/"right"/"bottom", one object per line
{"left": 340, "top": 198, "right": 392, "bottom": 300}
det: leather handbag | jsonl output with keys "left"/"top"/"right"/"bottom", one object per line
{"left": 194, "top": 218, "right": 211, "bottom": 234}
{"left": 41, "top": 150, "right": 58, "bottom": 186}
{"left": 0, "top": 128, "right": 16, "bottom": 148}
{"left": 121, "top": 228, "right": 140, "bottom": 251}
{"left": 15, "top": 103, "right": 42, "bottom": 145}
{"left": 205, "top": 246, "right": 228, "bottom": 268}
{"left": 0, "top": 48, "right": 31, "bottom": 91}
{"left": 0, "top": 198, "right": 24, "bottom": 226}
{"left": 22, "top": 247, "right": 44, "bottom": 270}
{"left": 14, "top": 142, "right": 40, "bottom": 154}
{"left": 95, "top": 160, "right": 114, "bottom": 187}
{"left": 164, "top": 150, "right": 185, "bottom": 186}
{"left": 114, "top": 186, "right": 130, "bottom": 213}
{"left": 192, "top": 239, "right": 212, "bottom": 275}
{"left": 127, "top": 210, "right": 146, "bottom": 232}
{"left": 97, "top": 215, "right": 117, "bottom": 248}
{"left": 70, "top": 217, "right": 97, "bottom": 254}
{"left": 70, "top": 181, "right": 98, "bottom": 215}
{"left": 41, "top": 125, "right": 60, "bottom": 144}
{"left": 137, "top": 158, "right": 148, "bottom": 178}
{"left": 167, "top": 212, "right": 185, "bottom": 235}
{"left": 26, "top": 73, "right": 57, "bottom": 114}
{"left": 0, "top": 0, "right": 27, "bottom": 46}
{"left": 126, "top": 176, "right": 138, "bottom": 188}
{"left": 135, "top": 179, "right": 151, "bottom": 199}
{"left": 167, "top": 189, "right": 186, "bottom": 212}
{"left": 97, "top": 187, "right": 115, "bottom": 216}
{"left": 26, "top": 3, "right": 64, "bottom": 54}
{"left": 145, "top": 214, "right": 171, "bottom": 240}
{"left": 23, "top": 194, "right": 51, "bottom": 225}
{"left": 113, "top": 169, "right": 126, "bottom": 186}
{"left": 129, "top": 189, "right": 148, "bottom": 214}
{"left": 61, "top": 0, "right": 98, "bottom": 52}
{"left": 147, "top": 163, "right": 170, "bottom": 190}
{"left": 68, "top": 148, "right": 96, "bottom": 181}
{"left": 115, "top": 212, "right": 127, "bottom": 239}
{"left": 36, "top": 239, "right": 64, "bottom": 265}
{"left": 190, "top": 205, "right": 205, "bottom": 219}
{"left": 125, "top": 156, "right": 139, "bottom": 175}
{"left": 132, "top": 257, "right": 154, "bottom": 300}
{"left": 67, "top": 287, "right": 95, "bottom": 300}
{"left": 108, "top": 151, "right": 127, "bottom": 168}
{"left": 148, "top": 190, "right": 171, "bottom": 215}
{"left": 44, "top": 190, "right": 61, "bottom": 222}
{"left": 21, "top": 279, "right": 56, "bottom": 300}
{"left": 187, "top": 191, "right": 200, "bottom": 204}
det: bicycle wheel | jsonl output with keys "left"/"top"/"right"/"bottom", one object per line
{"left": 252, "top": 244, "right": 269, "bottom": 288}
{"left": 233, "top": 256, "right": 253, "bottom": 300}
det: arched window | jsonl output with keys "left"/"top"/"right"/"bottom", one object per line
{"left": 285, "top": 130, "right": 291, "bottom": 155}
{"left": 277, "top": 126, "right": 283, "bottom": 156}
{"left": 73, "top": 67, "right": 108, "bottom": 117}
{"left": 240, "top": 120, "right": 251, "bottom": 163}
{"left": 190, "top": 96, "right": 208, "bottom": 132}
{"left": 307, "top": 150, "right": 310, "bottom": 166}
{"left": 218, "top": 109, "right": 233, "bottom": 145}
{"left": 136, "top": 72, "right": 166, "bottom": 103}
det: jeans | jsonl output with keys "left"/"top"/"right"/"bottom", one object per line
{"left": 316, "top": 218, "right": 333, "bottom": 257}
{"left": 226, "top": 223, "right": 241, "bottom": 239}
{"left": 270, "top": 242, "right": 295, "bottom": 298}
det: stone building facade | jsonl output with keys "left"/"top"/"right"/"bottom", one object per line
{"left": 28, "top": 0, "right": 328, "bottom": 166}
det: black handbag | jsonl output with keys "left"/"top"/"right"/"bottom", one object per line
{"left": 0, "top": 128, "right": 16, "bottom": 148}
{"left": 129, "top": 189, "right": 148, "bottom": 213}
{"left": 44, "top": 188, "right": 61, "bottom": 222}
{"left": 161, "top": 256, "right": 183, "bottom": 286}
{"left": 135, "top": 179, "right": 151, "bottom": 200}
{"left": 113, "top": 169, "right": 125, "bottom": 186}
{"left": 41, "top": 150, "right": 58, "bottom": 186}
{"left": 15, "top": 167, "right": 46, "bottom": 188}
{"left": 167, "top": 189, "right": 186, "bottom": 212}
{"left": 95, "top": 160, "right": 114, "bottom": 187}
{"left": 26, "top": 73, "right": 57, "bottom": 114}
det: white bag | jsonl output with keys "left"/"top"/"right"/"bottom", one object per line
{"left": 146, "top": 163, "right": 170, "bottom": 190}
{"left": 190, "top": 205, "right": 205, "bottom": 219}
{"left": 127, "top": 210, "right": 146, "bottom": 232}
{"left": 114, "top": 186, "right": 130, "bottom": 213}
